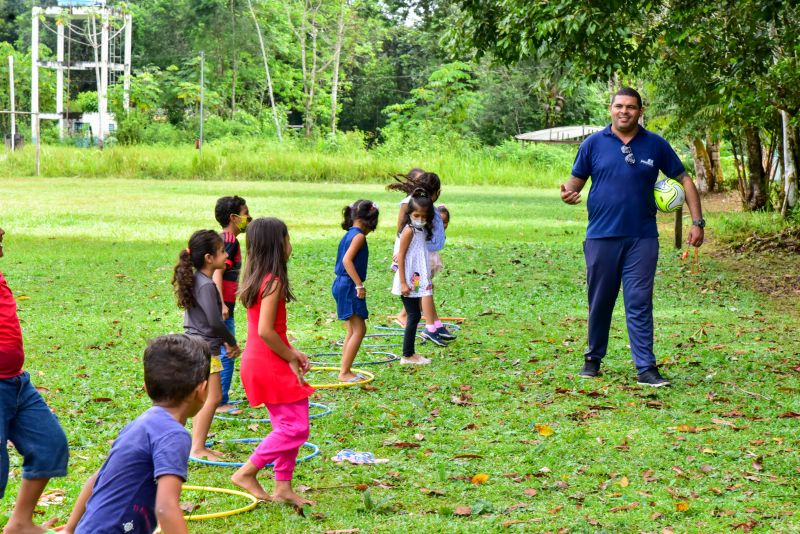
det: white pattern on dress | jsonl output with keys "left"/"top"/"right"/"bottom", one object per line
{"left": 391, "top": 226, "right": 433, "bottom": 297}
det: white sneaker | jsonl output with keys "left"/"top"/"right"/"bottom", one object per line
{"left": 400, "top": 356, "right": 431, "bottom": 365}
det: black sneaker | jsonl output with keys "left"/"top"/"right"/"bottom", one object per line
{"left": 436, "top": 327, "right": 456, "bottom": 340}
{"left": 637, "top": 367, "right": 670, "bottom": 387}
{"left": 420, "top": 330, "right": 450, "bottom": 346}
{"left": 579, "top": 358, "right": 601, "bottom": 378}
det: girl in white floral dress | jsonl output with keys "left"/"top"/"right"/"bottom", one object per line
{"left": 391, "top": 190, "right": 435, "bottom": 365}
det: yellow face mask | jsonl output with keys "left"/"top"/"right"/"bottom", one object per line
{"left": 236, "top": 214, "right": 252, "bottom": 233}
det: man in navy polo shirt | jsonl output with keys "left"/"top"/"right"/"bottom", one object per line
{"left": 560, "top": 87, "right": 705, "bottom": 387}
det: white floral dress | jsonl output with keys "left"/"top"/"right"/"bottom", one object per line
{"left": 392, "top": 225, "right": 433, "bottom": 298}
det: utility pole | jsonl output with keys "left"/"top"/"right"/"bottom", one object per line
{"left": 8, "top": 56, "right": 15, "bottom": 150}
{"left": 199, "top": 50, "right": 205, "bottom": 154}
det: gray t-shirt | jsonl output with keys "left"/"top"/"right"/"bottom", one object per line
{"left": 183, "top": 271, "right": 236, "bottom": 355}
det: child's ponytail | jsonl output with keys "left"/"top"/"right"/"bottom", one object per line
{"left": 341, "top": 205, "right": 354, "bottom": 230}
{"left": 342, "top": 199, "right": 379, "bottom": 231}
{"left": 172, "top": 230, "right": 223, "bottom": 309}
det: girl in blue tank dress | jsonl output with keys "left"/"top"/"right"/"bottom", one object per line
{"left": 332, "top": 200, "right": 379, "bottom": 382}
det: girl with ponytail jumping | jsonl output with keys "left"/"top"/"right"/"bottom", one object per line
{"left": 173, "top": 230, "right": 240, "bottom": 462}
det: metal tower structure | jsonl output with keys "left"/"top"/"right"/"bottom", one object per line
{"left": 30, "top": 1, "right": 132, "bottom": 142}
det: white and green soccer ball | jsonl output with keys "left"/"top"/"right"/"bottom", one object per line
{"left": 654, "top": 178, "right": 685, "bottom": 213}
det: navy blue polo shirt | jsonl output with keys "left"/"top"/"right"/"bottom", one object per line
{"left": 572, "top": 125, "right": 685, "bottom": 239}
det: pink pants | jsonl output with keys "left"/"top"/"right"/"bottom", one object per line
{"left": 249, "top": 398, "right": 309, "bottom": 481}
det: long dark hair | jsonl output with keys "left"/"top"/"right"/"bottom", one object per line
{"left": 239, "top": 217, "right": 295, "bottom": 307}
{"left": 401, "top": 188, "right": 434, "bottom": 240}
{"left": 387, "top": 168, "right": 441, "bottom": 197}
{"left": 342, "top": 199, "right": 379, "bottom": 231}
{"left": 172, "top": 230, "right": 223, "bottom": 309}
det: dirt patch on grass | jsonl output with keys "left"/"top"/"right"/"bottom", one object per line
{"left": 699, "top": 192, "right": 799, "bottom": 315}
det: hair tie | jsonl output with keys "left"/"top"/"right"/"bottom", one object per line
{"left": 370, "top": 202, "right": 378, "bottom": 212}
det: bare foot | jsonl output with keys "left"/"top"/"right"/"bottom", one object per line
{"left": 338, "top": 371, "right": 359, "bottom": 382}
{"left": 231, "top": 468, "right": 270, "bottom": 501}
{"left": 215, "top": 403, "right": 242, "bottom": 415}
{"left": 191, "top": 447, "right": 225, "bottom": 462}
{"left": 272, "top": 487, "right": 316, "bottom": 509}
{"left": 2, "top": 520, "right": 48, "bottom": 534}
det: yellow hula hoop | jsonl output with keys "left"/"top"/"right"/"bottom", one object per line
{"left": 307, "top": 366, "right": 375, "bottom": 389}
{"left": 181, "top": 485, "right": 259, "bottom": 521}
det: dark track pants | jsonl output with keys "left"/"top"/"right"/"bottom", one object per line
{"left": 584, "top": 237, "right": 659, "bottom": 373}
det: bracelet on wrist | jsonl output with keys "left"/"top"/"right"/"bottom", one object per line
{"left": 355, "top": 285, "right": 364, "bottom": 290}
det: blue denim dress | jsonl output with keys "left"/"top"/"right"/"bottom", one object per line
{"left": 332, "top": 227, "right": 369, "bottom": 320}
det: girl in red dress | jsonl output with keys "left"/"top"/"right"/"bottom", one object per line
{"left": 231, "top": 218, "right": 315, "bottom": 509}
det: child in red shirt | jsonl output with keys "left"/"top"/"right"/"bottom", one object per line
{"left": 231, "top": 218, "right": 315, "bottom": 511}
{"left": 0, "top": 227, "right": 69, "bottom": 534}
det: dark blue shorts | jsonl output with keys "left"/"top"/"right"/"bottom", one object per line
{"left": 332, "top": 276, "right": 368, "bottom": 320}
{"left": 1, "top": 372, "right": 69, "bottom": 498}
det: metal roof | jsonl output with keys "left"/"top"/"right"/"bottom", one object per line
{"left": 515, "top": 125, "right": 604, "bottom": 144}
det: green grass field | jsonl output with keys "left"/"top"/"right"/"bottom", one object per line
{"left": 0, "top": 177, "right": 798, "bottom": 533}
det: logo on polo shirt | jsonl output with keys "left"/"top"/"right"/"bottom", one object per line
{"left": 640, "top": 158, "right": 654, "bottom": 167}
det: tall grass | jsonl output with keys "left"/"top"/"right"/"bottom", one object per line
{"left": 0, "top": 137, "right": 575, "bottom": 187}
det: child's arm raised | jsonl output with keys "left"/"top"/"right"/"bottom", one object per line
{"left": 396, "top": 226, "right": 413, "bottom": 296}
{"left": 154, "top": 474, "right": 189, "bottom": 534}
{"left": 60, "top": 472, "right": 98, "bottom": 533}
{"left": 342, "top": 232, "right": 367, "bottom": 299}
{"left": 258, "top": 282, "right": 309, "bottom": 384}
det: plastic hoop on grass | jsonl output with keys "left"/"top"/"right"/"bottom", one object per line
{"left": 181, "top": 485, "right": 259, "bottom": 521}
{"left": 334, "top": 332, "right": 404, "bottom": 347}
{"left": 374, "top": 322, "right": 462, "bottom": 334}
{"left": 306, "top": 366, "right": 374, "bottom": 389}
{"left": 215, "top": 401, "right": 332, "bottom": 422}
{"left": 189, "top": 440, "right": 320, "bottom": 467}
{"left": 309, "top": 351, "right": 399, "bottom": 366}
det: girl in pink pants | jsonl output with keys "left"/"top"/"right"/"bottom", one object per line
{"left": 231, "top": 218, "right": 315, "bottom": 509}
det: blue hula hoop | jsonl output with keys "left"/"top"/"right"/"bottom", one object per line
{"left": 190, "top": 440, "right": 320, "bottom": 468}
{"left": 373, "top": 322, "right": 462, "bottom": 334}
{"left": 334, "top": 332, "right": 406, "bottom": 347}
{"left": 215, "top": 401, "right": 332, "bottom": 423}
{"left": 309, "top": 350, "right": 400, "bottom": 366}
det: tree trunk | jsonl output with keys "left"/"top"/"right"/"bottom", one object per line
{"left": 781, "top": 110, "right": 799, "bottom": 216}
{"left": 745, "top": 125, "right": 769, "bottom": 211}
{"left": 249, "top": 0, "right": 282, "bottom": 141}
{"left": 329, "top": 0, "right": 345, "bottom": 135}
{"left": 707, "top": 134, "right": 723, "bottom": 192}
{"left": 691, "top": 137, "right": 712, "bottom": 194}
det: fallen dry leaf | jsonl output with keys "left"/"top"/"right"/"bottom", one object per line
{"left": 610, "top": 502, "right": 639, "bottom": 513}
{"left": 471, "top": 473, "right": 490, "bottom": 485}
{"left": 523, "top": 488, "right": 538, "bottom": 497}
{"left": 420, "top": 488, "right": 445, "bottom": 496}
{"left": 548, "top": 504, "right": 563, "bottom": 514}
{"left": 534, "top": 423, "right": 554, "bottom": 437}
{"left": 619, "top": 476, "right": 630, "bottom": 488}
{"left": 179, "top": 501, "right": 200, "bottom": 513}
{"left": 454, "top": 506, "right": 472, "bottom": 516}
{"left": 452, "top": 454, "right": 483, "bottom": 459}
{"left": 778, "top": 411, "right": 800, "bottom": 418}
{"left": 383, "top": 440, "right": 420, "bottom": 448}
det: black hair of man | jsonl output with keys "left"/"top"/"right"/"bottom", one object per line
{"left": 144, "top": 334, "right": 210, "bottom": 404}
{"left": 215, "top": 196, "right": 247, "bottom": 228}
{"left": 611, "top": 87, "right": 643, "bottom": 109}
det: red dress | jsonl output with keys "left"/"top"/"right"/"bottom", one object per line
{"left": 240, "top": 275, "right": 314, "bottom": 406}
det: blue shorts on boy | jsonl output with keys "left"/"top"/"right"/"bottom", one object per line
{"left": 1, "top": 270, "right": 68, "bottom": 498}
{"left": 0, "top": 372, "right": 69, "bottom": 498}
{"left": 76, "top": 406, "right": 191, "bottom": 534}
{"left": 332, "top": 227, "right": 369, "bottom": 320}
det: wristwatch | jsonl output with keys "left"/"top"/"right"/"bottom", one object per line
{"left": 692, "top": 218, "right": 706, "bottom": 228}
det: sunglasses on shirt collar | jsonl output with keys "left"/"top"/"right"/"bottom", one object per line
{"left": 621, "top": 145, "right": 636, "bottom": 165}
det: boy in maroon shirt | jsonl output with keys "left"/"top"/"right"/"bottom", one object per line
{"left": 1, "top": 227, "right": 69, "bottom": 534}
